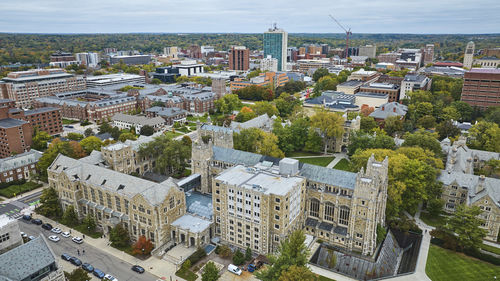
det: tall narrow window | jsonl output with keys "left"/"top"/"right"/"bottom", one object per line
{"left": 324, "top": 203, "right": 335, "bottom": 221}
{"left": 339, "top": 206, "right": 350, "bottom": 226}
{"left": 310, "top": 199, "right": 320, "bottom": 218}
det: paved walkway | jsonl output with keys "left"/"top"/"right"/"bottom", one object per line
{"left": 326, "top": 153, "right": 347, "bottom": 169}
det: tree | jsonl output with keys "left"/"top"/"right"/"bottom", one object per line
{"left": 139, "top": 125, "right": 155, "bottom": 136}
{"left": 245, "top": 246, "right": 252, "bottom": 261}
{"left": 37, "top": 187, "right": 62, "bottom": 219}
{"left": 402, "top": 130, "right": 442, "bottom": 157}
{"left": 273, "top": 117, "right": 310, "bottom": 154}
{"left": 235, "top": 106, "right": 257, "bottom": 122}
{"left": 109, "top": 224, "right": 130, "bottom": 248}
{"left": 84, "top": 128, "right": 94, "bottom": 137}
{"left": 98, "top": 122, "right": 112, "bottom": 134}
{"left": 256, "top": 230, "right": 309, "bottom": 281}
{"left": 232, "top": 249, "right": 245, "bottom": 265}
{"left": 278, "top": 265, "right": 317, "bottom": 281}
{"left": 467, "top": 121, "right": 500, "bottom": 152}
{"left": 234, "top": 85, "right": 273, "bottom": 101}
{"left": 312, "top": 68, "right": 329, "bottom": 82}
{"left": 384, "top": 116, "right": 403, "bottom": 136}
{"left": 201, "top": 261, "right": 220, "bottom": 281}
{"left": 80, "top": 136, "right": 103, "bottom": 154}
{"left": 348, "top": 131, "right": 395, "bottom": 156}
{"left": 132, "top": 236, "right": 154, "bottom": 255}
{"left": 310, "top": 111, "right": 344, "bottom": 154}
{"left": 182, "top": 260, "right": 192, "bottom": 271}
{"left": 445, "top": 205, "right": 487, "bottom": 250}
{"left": 441, "top": 106, "right": 460, "bottom": 121}
{"left": 36, "top": 138, "right": 80, "bottom": 181}
{"left": 69, "top": 141, "right": 87, "bottom": 158}
{"left": 119, "top": 132, "right": 137, "bottom": 142}
{"left": 66, "top": 132, "right": 84, "bottom": 141}
{"left": 257, "top": 131, "right": 285, "bottom": 158}
{"left": 436, "top": 120, "right": 460, "bottom": 140}
{"left": 360, "top": 116, "right": 378, "bottom": 133}
{"left": 82, "top": 215, "right": 96, "bottom": 232}
{"left": 251, "top": 101, "right": 279, "bottom": 117}
{"left": 32, "top": 129, "right": 52, "bottom": 151}
{"left": 215, "top": 94, "right": 242, "bottom": 114}
{"left": 61, "top": 205, "right": 79, "bottom": 227}
{"left": 218, "top": 245, "right": 232, "bottom": 258}
{"left": 427, "top": 198, "right": 444, "bottom": 217}
{"left": 151, "top": 78, "right": 162, "bottom": 85}
{"left": 64, "top": 268, "right": 91, "bottom": 281}
{"left": 304, "top": 129, "right": 323, "bottom": 153}
{"left": 451, "top": 101, "right": 473, "bottom": 121}
{"left": 485, "top": 107, "right": 500, "bottom": 125}
{"left": 275, "top": 93, "right": 301, "bottom": 118}
{"left": 417, "top": 115, "right": 436, "bottom": 129}
{"left": 138, "top": 135, "right": 191, "bottom": 176}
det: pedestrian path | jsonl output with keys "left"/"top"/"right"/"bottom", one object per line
{"left": 326, "top": 153, "right": 347, "bottom": 168}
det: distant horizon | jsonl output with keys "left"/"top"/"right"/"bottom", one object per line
{"left": 1, "top": 0, "right": 499, "bottom": 34}
{"left": 2, "top": 32, "right": 500, "bottom": 36}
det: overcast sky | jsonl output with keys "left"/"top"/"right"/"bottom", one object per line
{"left": 1, "top": 0, "right": 499, "bottom": 34}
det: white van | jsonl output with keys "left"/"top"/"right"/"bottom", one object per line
{"left": 228, "top": 264, "right": 242, "bottom": 276}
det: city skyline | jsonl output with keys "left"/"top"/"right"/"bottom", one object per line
{"left": 1, "top": 0, "right": 499, "bottom": 34}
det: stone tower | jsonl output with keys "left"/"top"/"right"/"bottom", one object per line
{"left": 463, "top": 41, "right": 475, "bottom": 69}
{"left": 348, "top": 154, "right": 389, "bottom": 255}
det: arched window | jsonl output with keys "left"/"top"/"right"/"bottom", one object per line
{"left": 310, "top": 199, "right": 319, "bottom": 218}
{"left": 339, "top": 206, "right": 350, "bottom": 226}
{"left": 324, "top": 203, "right": 335, "bottom": 221}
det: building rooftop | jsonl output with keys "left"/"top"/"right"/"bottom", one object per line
{"left": 2, "top": 72, "right": 74, "bottom": 83}
{"left": 171, "top": 214, "right": 212, "bottom": 233}
{"left": 0, "top": 118, "right": 28, "bottom": 129}
{"left": 362, "top": 82, "right": 399, "bottom": 90}
{"left": 49, "top": 154, "right": 179, "bottom": 206}
{"left": 111, "top": 113, "right": 165, "bottom": 127}
{"left": 355, "top": 92, "right": 389, "bottom": 98}
{"left": 0, "top": 150, "right": 42, "bottom": 173}
{"left": 337, "top": 80, "right": 364, "bottom": 87}
{"left": 369, "top": 102, "right": 408, "bottom": 120}
{"left": 230, "top": 114, "right": 275, "bottom": 131}
{"left": 185, "top": 191, "right": 213, "bottom": 219}
{"left": 403, "top": 74, "right": 427, "bottom": 83}
{"left": 24, "top": 107, "right": 60, "bottom": 115}
{"left": 469, "top": 68, "right": 500, "bottom": 74}
{"left": 0, "top": 236, "right": 57, "bottom": 281}
{"left": 477, "top": 56, "right": 500, "bottom": 61}
{"left": 146, "top": 106, "right": 187, "bottom": 117}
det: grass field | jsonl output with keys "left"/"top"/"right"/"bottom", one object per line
{"left": 286, "top": 151, "right": 323, "bottom": 157}
{"left": 175, "top": 268, "right": 197, "bottom": 281}
{"left": 426, "top": 245, "right": 500, "bottom": 281}
{"left": 317, "top": 275, "right": 336, "bottom": 281}
{"left": 0, "top": 182, "right": 42, "bottom": 198}
{"left": 333, "top": 158, "right": 351, "bottom": 171}
{"left": 420, "top": 211, "right": 448, "bottom": 228}
{"left": 294, "top": 157, "right": 335, "bottom": 167}
{"left": 164, "top": 131, "right": 184, "bottom": 138}
{"left": 62, "top": 118, "right": 78, "bottom": 125}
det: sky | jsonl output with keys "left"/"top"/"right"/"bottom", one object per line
{"left": 1, "top": 0, "right": 499, "bottom": 34}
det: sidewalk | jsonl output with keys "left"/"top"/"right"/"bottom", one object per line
{"left": 34, "top": 214, "right": 184, "bottom": 281}
{"left": 0, "top": 184, "right": 46, "bottom": 204}
{"left": 326, "top": 153, "right": 347, "bottom": 169}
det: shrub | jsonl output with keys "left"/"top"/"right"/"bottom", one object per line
{"left": 233, "top": 249, "right": 245, "bottom": 266}
{"left": 218, "top": 245, "right": 232, "bottom": 258}
{"left": 187, "top": 248, "right": 207, "bottom": 265}
{"left": 464, "top": 247, "right": 500, "bottom": 266}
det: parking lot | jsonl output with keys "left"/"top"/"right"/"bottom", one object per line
{"left": 18, "top": 218, "right": 158, "bottom": 281}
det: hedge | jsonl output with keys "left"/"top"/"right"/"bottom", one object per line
{"left": 187, "top": 248, "right": 207, "bottom": 265}
{"left": 431, "top": 238, "right": 500, "bottom": 266}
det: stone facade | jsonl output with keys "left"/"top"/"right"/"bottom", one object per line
{"left": 324, "top": 114, "right": 361, "bottom": 153}
{"left": 48, "top": 154, "right": 186, "bottom": 247}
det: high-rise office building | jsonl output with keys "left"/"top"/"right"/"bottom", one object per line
{"left": 263, "top": 25, "right": 288, "bottom": 71}
{"left": 463, "top": 41, "right": 475, "bottom": 69}
{"left": 422, "top": 44, "right": 434, "bottom": 65}
{"left": 359, "top": 45, "right": 377, "bottom": 58}
{"left": 461, "top": 68, "right": 500, "bottom": 109}
{"left": 228, "top": 46, "right": 249, "bottom": 71}
{"left": 76, "top": 52, "right": 100, "bottom": 68}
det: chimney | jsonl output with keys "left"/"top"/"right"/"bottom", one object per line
{"left": 393, "top": 107, "right": 396, "bottom": 112}
{"left": 382, "top": 106, "right": 385, "bottom": 111}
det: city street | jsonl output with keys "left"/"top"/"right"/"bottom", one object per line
{"left": 0, "top": 191, "right": 42, "bottom": 219}
{"left": 18, "top": 219, "right": 159, "bottom": 281}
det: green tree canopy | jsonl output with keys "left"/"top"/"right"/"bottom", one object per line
{"left": 201, "top": 261, "right": 220, "bottom": 281}
{"left": 32, "top": 129, "right": 52, "bottom": 151}
{"left": 444, "top": 205, "right": 487, "bottom": 250}
{"left": 310, "top": 111, "right": 344, "bottom": 154}
{"left": 467, "top": 121, "right": 500, "bottom": 152}
{"left": 80, "top": 136, "right": 103, "bottom": 154}
{"left": 109, "top": 224, "right": 130, "bottom": 248}
{"left": 65, "top": 268, "right": 91, "bottom": 281}
{"left": 214, "top": 94, "right": 242, "bottom": 114}
{"left": 402, "top": 130, "right": 442, "bottom": 157}
{"left": 139, "top": 125, "right": 155, "bottom": 136}
{"left": 61, "top": 205, "right": 79, "bottom": 227}
{"left": 138, "top": 135, "right": 191, "bottom": 176}
{"left": 312, "top": 68, "right": 329, "bottom": 82}
{"left": 37, "top": 187, "right": 62, "bottom": 219}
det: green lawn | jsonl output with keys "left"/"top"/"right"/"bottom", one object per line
{"left": 426, "top": 245, "right": 500, "bottom": 281}
{"left": 62, "top": 118, "right": 78, "bottom": 125}
{"left": 164, "top": 131, "right": 184, "bottom": 138}
{"left": 481, "top": 243, "right": 500, "bottom": 256}
{"left": 175, "top": 268, "right": 197, "bottom": 281}
{"left": 420, "top": 211, "right": 447, "bottom": 228}
{"left": 0, "top": 182, "right": 42, "bottom": 198}
{"left": 294, "top": 157, "right": 335, "bottom": 167}
{"left": 317, "top": 275, "right": 336, "bottom": 281}
{"left": 73, "top": 225, "right": 103, "bottom": 239}
{"left": 333, "top": 158, "right": 351, "bottom": 171}
{"left": 286, "top": 151, "right": 323, "bottom": 157}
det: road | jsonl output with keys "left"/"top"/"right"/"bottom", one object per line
{"left": 19, "top": 219, "right": 158, "bottom": 281}
{"left": 0, "top": 191, "right": 42, "bottom": 219}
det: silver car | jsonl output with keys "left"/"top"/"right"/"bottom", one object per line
{"left": 48, "top": 235, "right": 60, "bottom": 242}
{"left": 51, "top": 227, "right": 62, "bottom": 234}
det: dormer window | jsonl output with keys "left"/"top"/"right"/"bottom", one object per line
{"left": 101, "top": 180, "right": 107, "bottom": 185}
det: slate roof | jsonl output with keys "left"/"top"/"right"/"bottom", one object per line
{"left": 0, "top": 118, "right": 28, "bottom": 129}
{"left": 146, "top": 106, "right": 187, "bottom": 117}
{"left": 49, "top": 154, "right": 178, "bottom": 206}
{"left": 230, "top": 114, "right": 274, "bottom": 131}
{"left": 111, "top": 113, "right": 165, "bottom": 126}
{"left": 369, "top": 102, "right": 408, "bottom": 120}
{"left": 201, "top": 124, "right": 237, "bottom": 134}
{"left": 0, "top": 150, "right": 42, "bottom": 173}
{"left": 0, "top": 236, "right": 57, "bottom": 281}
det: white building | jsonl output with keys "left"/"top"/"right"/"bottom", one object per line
{"left": 163, "top": 47, "right": 179, "bottom": 59}
{"left": 173, "top": 60, "right": 205, "bottom": 76}
{"left": 463, "top": 41, "right": 475, "bottom": 69}
{"left": 358, "top": 45, "right": 377, "bottom": 58}
{"left": 76, "top": 52, "right": 100, "bottom": 68}
{"left": 201, "top": 46, "right": 215, "bottom": 55}
{"left": 260, "top": 55, "right": 278, "bottom": 72}
{"left": 474, "top": 56, "right": 500, "bottom": 68}
{"left": 111, "top": 113, "right": 165, "bottom": 134}
{"left": 85, "top": 73, "right": 145, "bottom": 87}
{"left": 0, "top": 215, "right": 23, "bottom": 255}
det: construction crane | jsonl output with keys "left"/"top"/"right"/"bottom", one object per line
{"left": 329, "top": 14, "right": 352, "bottom": 59}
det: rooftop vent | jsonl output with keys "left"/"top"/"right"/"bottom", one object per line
{"left": 86, "top": 175, "right": 91, "bottom": 180}
{"left": 101, "top": 179, "right": 107, "bottom": 185}
{"left": 117, "top": 184, "right": 125, "bottom": 190}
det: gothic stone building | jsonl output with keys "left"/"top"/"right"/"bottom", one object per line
{"left": 191, "top": 124, "right": 389, "bottom": 256}
{"left": 439, "top": 137, "right": 500, "bottom": 241}
{"left": 48, "top": 154, "right": 186, "bottom": 247}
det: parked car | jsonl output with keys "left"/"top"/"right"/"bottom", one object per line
{"left": 69, "top": 257, "right": 82, "bottom": 266}
{"left": 131, "top": 265, "right": 145, "bottom": 273}
{"left": 22, "top": 214, "right": 32, "bottom": 221}
{"left": 32, "top": 219, "right": 42, "bottom": 225}
{"left": 103, "top": 274, "right": 118, "bottom": 281}
{"left": 247, "top": 264, "right": 256, "bottom": 273}
{"left": 48, "top": 235, "right": 60, "bottom": 242}
{"left": 41, "top": 223, "right": 53, "bottom": 230}
{"left": 20, "top": 232, "right": 27, "bottom": 238}
{"left": 28, "top": 235, "right": 36, "bottom": 240}
{"left": 228, "top": 264, "right": 242, "bottom": 276}
{"left": 51, "top": 227, "right": 62, "bottom": 234}
{"left": 61, "top": 253, "right": 72, "bottom": 261}
{"left": 82, "top": 263, "right": 94, "bottom": 272}
{"left": 93, "top": 268, "right": 105, "bottom": 279}
{"left": 61, "top": 231, "right": 71, "bottom": 238}
{"left": 72, "top": 237, "right": 83, "bottom": 244}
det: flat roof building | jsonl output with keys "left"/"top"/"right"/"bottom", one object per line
{"left": 461, "top": 68, "right": 500, "bottom": 109}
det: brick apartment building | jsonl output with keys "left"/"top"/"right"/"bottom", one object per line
{"left": 0, "top": 99, "right": 62, "bottom": 158}
{"left": 0, "top": 69, "right": 86, "bottom": 108}
{"left": 230, "top": 72, "right": 289, "bottom": 92}
{"left": 359, "top": 83, "right": 400, "bottom": 102}
{"left": 0, "top": 150, "right": 42, "bottom": 183}
{"left": 461, "top": 68, "right": 500, "bottom": 109}
{"left": 228, "top": 46, "right": 249, "bottom": 71}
